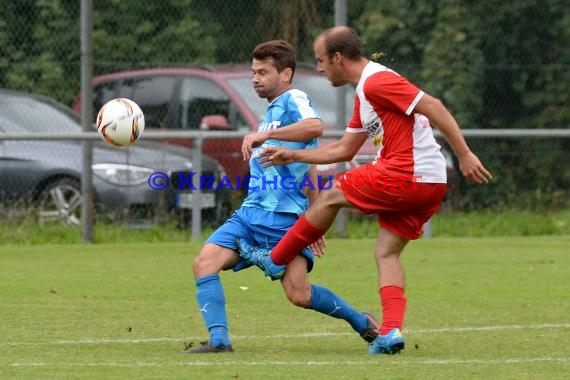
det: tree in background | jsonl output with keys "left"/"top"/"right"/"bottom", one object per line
{"left": 354, "top": 0, "right": 569, "bottom": 210}
{"left": 0, "top": 0, "right": 567, "bottom": 210}
{"left": 93, "top": 0, "right": 219, "bottom": 72}
{"left": 0, "top": 0, "right": 220, "bottom": 104}
{"left": 194, "top": 0, "right": 328, "bottom": 63}
{"left": 0, "top": 0, "right": 79, "bottom": 105}
{"left": 356, "top": 0, "right": 568, "bottom": 131}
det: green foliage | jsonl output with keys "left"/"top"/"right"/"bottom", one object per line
{"left": 355, "top": 1, "right": 569, "bottom": 210}
{"left": 419, "top": 1, "right": 484, "bottom": 129}
{"left": 1, "top": 0, "right": 568, "bottom": 211}
{"left": 471, "top": 1, "right": 569, "bottom": 130}
{"left": 325, "top": 209, "right": 570, "bottom": 240}
{"left": 92, "top": 0, "right": 219, "bottom": 73}
{"left": 356, "top": 0, "right": 569, "bottom": 131}
{"left": 2, "top": 0, "right": 568, "bottom": 126}
{"left": 453, "top": 137, "right": 570, "bottom": 211}
{"left": 193, "top": 0, "right": 326, "bottom": 63}
{"left": 1, "top": 209, "right": 568, "bottom": 245}
{"left": 0, "top": 219, "right": 213, "bottom": 245}
{"left": 0, "top": 0, "right": 79, "bottom": 104}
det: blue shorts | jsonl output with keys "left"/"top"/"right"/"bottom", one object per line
{"left": 205, "top": 206, "right": 314, "bottom": 273}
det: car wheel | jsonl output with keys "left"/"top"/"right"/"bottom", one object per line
{"left": 37, "top": 178, "right": 82, "bottom": 225}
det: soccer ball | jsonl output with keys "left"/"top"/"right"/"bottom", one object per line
{"left": 96, "top": 98, "right": 145, "bottom": 147}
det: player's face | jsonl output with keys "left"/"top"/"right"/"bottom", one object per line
{"left": 314, "top": 37, "right": 346, "bottom": 87}
{"left": 251, "top": 58, "right": 292, "bottom": 102}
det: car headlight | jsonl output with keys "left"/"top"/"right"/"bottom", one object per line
{"left": 92, "top": 163, "right": 154, "bottom": 186}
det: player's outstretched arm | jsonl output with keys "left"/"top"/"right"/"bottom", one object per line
{"left": 414, "top": 94, "right": 492, "bottom": 184}
{"left": 259, "top": 131, "right": 367, "bottom": 167}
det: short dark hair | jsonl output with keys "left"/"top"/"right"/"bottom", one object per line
{"left": 253, "top": 40, "right": 296, "bottom": 75}
{"left": 322, "top": 26, "right": 364, "bottom": 60}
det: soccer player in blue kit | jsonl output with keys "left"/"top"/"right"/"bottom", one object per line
{"left": 184, "top": 40, "right": 380, "bottom": 353}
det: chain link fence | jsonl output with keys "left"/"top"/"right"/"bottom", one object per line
{"left": 1, "top": 1, "right": 568, "bottom": 238}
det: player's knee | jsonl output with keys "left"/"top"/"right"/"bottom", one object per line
{"left": 284, "top": 287, "right": 311, "bottom": 308}
{"left": 192, "top": 252, "right": 220, "bottom": 277}
{"left": 287, "top": 292, "right": 311, "bottom": 308}
{"left": 192, "top": 254, "right": 207, "bottom": 274}
{"left": 320, "top": 184, "right": 348, "bottom": 207}
{"left": 375, "top": 247, "right": 404, "bottom": 262}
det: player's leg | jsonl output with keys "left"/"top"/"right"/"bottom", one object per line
{"left": 372, "top": 183, "right": 447, "bottom": 335}
{"left": 193, "top": 243, "right": 242, "bottom": 278}
{"left": 368, "top": 229, "right": 409, "bottom": 355}
{"left": 185, "top": 212, "right": 247, "bottom": 354}
{"left": 280, "top": 253, "right": 380, "bottom": 344}
{"left": 376, "top": 230, "right": 409, "bottom": 334}
{"left": 368, "top": 183, "right": 446, "bottom": 354}
{"left": 187, "top": 243, "right": 240, "bottom": 353}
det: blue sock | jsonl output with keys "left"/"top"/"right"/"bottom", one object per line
{"left": 196, "top": 274, "right": 230, "bottom": 346}
{"left": 309, "top": 284, "right": 367, "bottom": 334}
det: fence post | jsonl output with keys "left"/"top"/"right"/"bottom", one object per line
{"left": 423, "top": 218, "right": 432, "bottom": 239}
{"left": 191, "top": 135, "right": 203, "bottom": 240}
{"left": 80, "top": 0, "right": 94, "bottom": 243}
{"left": 334, "top": 0, "right": 348, "bottom": 239}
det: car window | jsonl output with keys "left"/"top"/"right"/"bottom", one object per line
{"left": 0, "top": 95, "right": 80, "bottom": 133}
{"left": 117, "top": 76, "right": 177, "bottom": 129}
{"left": 226, "top": 77, "right": 267, "bottom": 123}
{"left": 93, "top": 81, "right": 118, "bottom": 118}
{"left": 293, "top": 76, "right": 355, "bottom": 130}
{"left": 177, "top": 77, "right": 233, "bottom": 130}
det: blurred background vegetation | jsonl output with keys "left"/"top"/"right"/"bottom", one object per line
{"left": 1, "top": 0, "right": 568, "bottom": 213}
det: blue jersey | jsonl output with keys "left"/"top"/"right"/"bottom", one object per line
{"left": 241, "top": 89, "right": 319, "bottom": 215}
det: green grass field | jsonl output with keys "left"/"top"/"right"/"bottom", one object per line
{"left": 1, "top": 236, "right": 569, "bottom": 379}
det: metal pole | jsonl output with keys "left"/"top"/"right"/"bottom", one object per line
{"left": 80, "top": 0, "right": 95, "bottom": 243}
{"left": 335, "top": 0, "right": 347, "bottom": 25}
{"left": 334, "top": 0, "right": 348, "bottom": 239}
{"left": 191, "top": 136, "right": 203, "bottom": 240}
{"left": 423, "top": 218, "right": 432, "bottom": 238}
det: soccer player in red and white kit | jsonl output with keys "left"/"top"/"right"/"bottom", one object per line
{"left": 238, "top": 26, "right": 492, "bottom": 355}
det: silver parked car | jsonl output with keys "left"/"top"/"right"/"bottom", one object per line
{"left": 0, "top": 89, "right": 231, "bottom": 226}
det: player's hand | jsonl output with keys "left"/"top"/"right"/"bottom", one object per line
{"left": 241, "top": 132, "right": 268, "bottom": 161}
{"left": 259, "top": 147, "right": 295, "bottom": 167}
{"left": 308, "top": 236, "right": 326, "bottom": 257}
{"left": 458, "top": 151, "right": 492, "bottom": 184}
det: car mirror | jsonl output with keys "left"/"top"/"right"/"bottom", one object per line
{"left": 200, "top": 115, "right": 229, "bottom": 130}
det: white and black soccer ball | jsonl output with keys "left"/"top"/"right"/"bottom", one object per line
{"left": 96, "top": 98, "right": 145, "bottom": 147}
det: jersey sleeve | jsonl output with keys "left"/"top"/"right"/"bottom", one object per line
{"left": 287, "top": 89, "right": 320, "bottom": 121}
{"left": 363, "top": 71, "right": 424, "bottom": 115}
{"left": 346, "top": 95, "right": 365, "bottom": 133}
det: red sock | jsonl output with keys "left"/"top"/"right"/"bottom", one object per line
{"left": 270, "top": 215, "right": 326, "bottom": 265}
{"left": 379, "top": 286, "right": 407, "bottom": 334}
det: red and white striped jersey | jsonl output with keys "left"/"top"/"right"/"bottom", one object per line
{"left": 347, "top": 61, "right": 447, "bottom": 183}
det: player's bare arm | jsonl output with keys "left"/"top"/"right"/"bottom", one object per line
{"left": 241, "top": 118, "right": 323, "bottom": 161}
{"left": 259, "top": 131, "right": 367, "bottom": 167}
{"left": 414, "top": 94, "right": 492, "bottom": 184}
